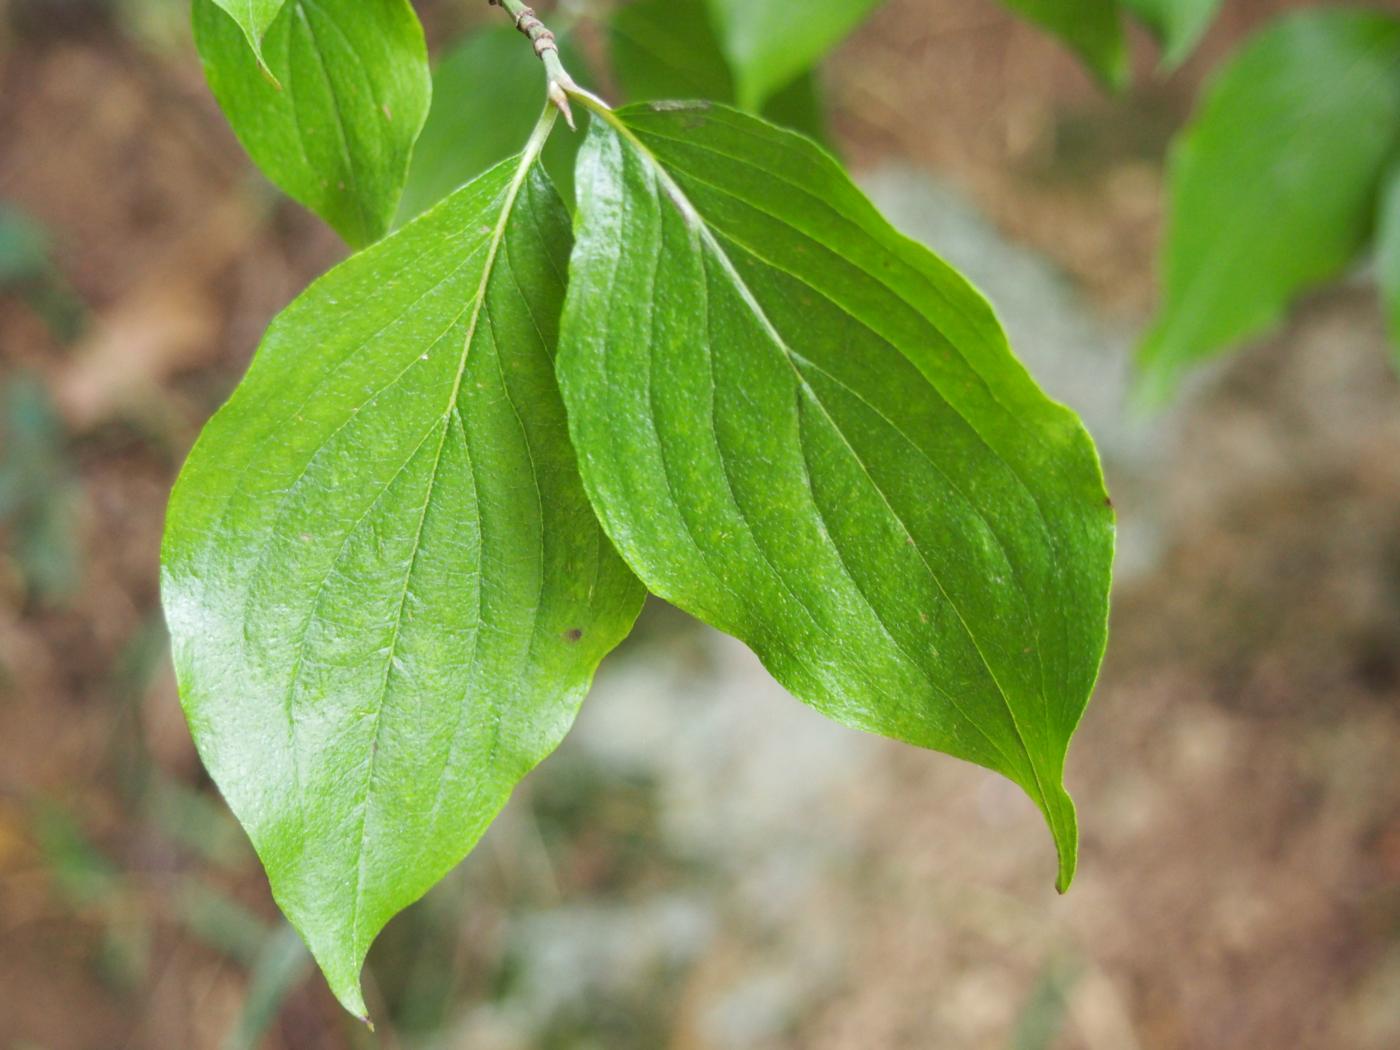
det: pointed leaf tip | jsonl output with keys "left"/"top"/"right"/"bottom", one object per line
{"left": 1138, "top": 10, "right": 1400, "bottom": 395}
{"left": 557, "top": 103, "right": 1113, "bottom": 887}
{"left": 163, "top": 152, "right": 643, "bottom": 1016}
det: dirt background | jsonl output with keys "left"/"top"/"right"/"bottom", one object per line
{"left": 2, "top": 0, "right": 1399, "bottom": 1047}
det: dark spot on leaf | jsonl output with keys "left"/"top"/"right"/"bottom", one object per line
{"left": 1104, "top": 496, "right": 1114, "bottom": 509}
{"left": 564, "top": 628, "right": 584, "bottom": 643}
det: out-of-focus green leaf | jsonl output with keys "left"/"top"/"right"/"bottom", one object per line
{"left": 558, "top": 101, "right": 1115, "bottom": 892}
{"left": 145, "top": 775, "right": 251, "bottom": 870}
{"left": 162, "top": 134, "right": 644, "bottom": 1021}
{"left": 1379, "top": 163, "right": 1400, "bottom": 363}
{"left": 32, "top": 801, "right": 121, "bottom": 908}
{"left": 398, "top": 26, "right": 588, "bottom": 221}
{"left": 761, "top": 74, "right": 829, "bottom": 147}
{"left": 1122, "top": 0, "right": 1221, "bottom": 67}
{"left": 0, "top": 206, "right": 50, "bottom": 284}
{"left": 614, "top": 0, "right": 732, "bottom": 102}
{"left": 207, "top": 0, "right": 287, "bottom": 73}
{"left": 0, "top": 376, "right": 81, "bottom": 600}
{"left": 705, "top": 0, "right": 882, "bottom": 110}
{"left": 192, "top": 0, "right": 431, "bottom": 247}
{"left": 1138, "top": 11, "right": 1400, "bottom": 403}
{"left": 176, "top": 882, "right": 270, "bottom": 964}
{"left": 612, "top": 0, "right": 828, "bottom": 143}
{"left": 223, "top": 925, "right": 312, "bottom": 1050}
{"left": 998, "top": 0, "right": 1126, "bottom": 87}
{"left": 0, "top": 210, "right": 85, "bottom": 340}
{"left": 1011, "top": 955, "right": 1082, "bottom": 1050}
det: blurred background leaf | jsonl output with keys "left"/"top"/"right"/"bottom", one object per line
{"left": 0, "top": 374, "right": 82, "bottom": 602}
{"left": 705, "top": 0, "right": 883, "bottom": 110}
{"left": 610, "top": 0, "right": 829, "bottom": 145}
{"left": 1122, "top": 0, "right": 1222, "bottom": 68}
{"left": 0, "top": 204, "right": 84, "bottom": 340}
{"left": 1137, "top": 10, "right": 1400, "bottom": 404}
{"left": 398, "top": 24, "right": 592, "bottom": 221}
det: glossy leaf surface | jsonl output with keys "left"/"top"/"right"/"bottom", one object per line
{"left": 999, "top": 0, "right": 1125, "bottom": 87}
{"left": 558, "top": 101, "right": 1115, "bottom": 890}
{"left": 1137, "top": 11, "right": 1400, "bottom": 403}
{"left": 162, "top": 144, "right": 644, "bottom": 1020}
{"left": 705, "top": 0, "right": 882, "bottom": 110}
{"left": 1380, "top": 164, "right": 1400, "bottom": 363}
{"left": 398, "top": 26, "right": 589, "bottom": 222}
{"left": 612, "top": 0, "right": 827, "bottom": 143}
{"left": 193, "top": 0, "right": 431, "bottom": 247}
{"left": 1122, "top": 0, "right": 1221, "bottom": 67}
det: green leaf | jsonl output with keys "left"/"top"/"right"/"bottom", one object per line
{"left": 1379, "top": 163, "right": 1400, "bottom": 363}
{"left": 0, "top": 375, "right": 81, "bottom": 601}
{"left": 161, "top": 129, "right": 644, "bottom": 1020}
{"left": 997, "top": 0, "right": 1126, "bottom": 88}
{"left": 1121, "top": 0, "right": 1221, "bottom": 67}
{"left": 207, "top": 0, "right": 287, "bottom": 73}
{"left": 558, "top": 101, "right": 1115, "bottom": 891}
{"left": 193, "top": 0, "right": 431, "bottom": 248}
{"left": 398, "top": 26, "right": 588, "bottom": 223}
{"left": 705, "top": 0, "right": 883, "bottom": 110}
{"left": 0, "top": 206, "right": 51, "bottom": 285}
{"left": 1138, "top": 11, "right": 1400, "bottom": 404}
{"left": 223, "top": 925, "right": 312, "bottom": 1050}
{"left": 614, "top": 0, "right": 733, "bottom": 103}
{"left": 612, "top": 0, "right": 829, "bottom": 144}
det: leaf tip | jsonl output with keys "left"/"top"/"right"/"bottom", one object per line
{"left": 1128, "top": 323, "right": 1185, "bottom": 415}
{"left": 236, "top": 22, "right": 281, "bottom": 90}
{"left": 1055, "top": 850, "right": 1076, "bottom": 895}
{"left": 326, "top": 966, "right": 371, "bottom": 1025}
{"left": 1040, "top": 780, "right": 1080, "bottom": 895}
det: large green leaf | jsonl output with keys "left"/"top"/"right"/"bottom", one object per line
{"left": 998, "top": 0, "right": 1126, "bottom": 87}
{"left": 1137, "top": 11, "right": 1400, "bottom": 403}
{"left": 1121, "top": 0, "right": 1221, "bottom": 67}
{"left": 193, "top": 0, "right": 431, "bottom": 248}
{"left": 612, "top": 0, "right": 828, "bottom": 143}
{"left": 1380, "top": 163, "right": 1400, "bottom": 364}
{"left": 705, "top": 0, "right": 883, "bottom": 110}
{"left": 558, "top": 100, "right": 1115, "bottom": 890}
{"left": 398, "top": 26, "right": 590, "bottom": 222}
{"left": 208, "top": 0, "right": 287, "bottom": 72}
{"left": 162, "top": 126, "right": 644, "bottom": 1020}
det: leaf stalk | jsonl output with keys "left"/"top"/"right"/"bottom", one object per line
{"left": 489, "top": 0, "right": 580, "bottom": 127}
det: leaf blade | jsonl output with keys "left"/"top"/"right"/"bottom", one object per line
{"left": 193, "top": 0, "right": 432, "bottom": 247}
{"left": 611, "top": 0, "right": 829, "bottom": 144}
{"left": 558, "top": 101, "right": 1114, "bottom": 889}
{"left": 163, "top": 136, "right": 643, "bottom": 1019}
{"left": 1138, "top": 10, "right": 1400, "bottom": 403}
{"left": 1121, "top": 0, "right": 1221, "bottom": 68}
{"left": 705, "top": 0, "right": 882, "bottom": 110}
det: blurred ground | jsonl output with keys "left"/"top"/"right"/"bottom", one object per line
{"left": 2, "top": 0, "right": 1399, "bottom": 1048}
